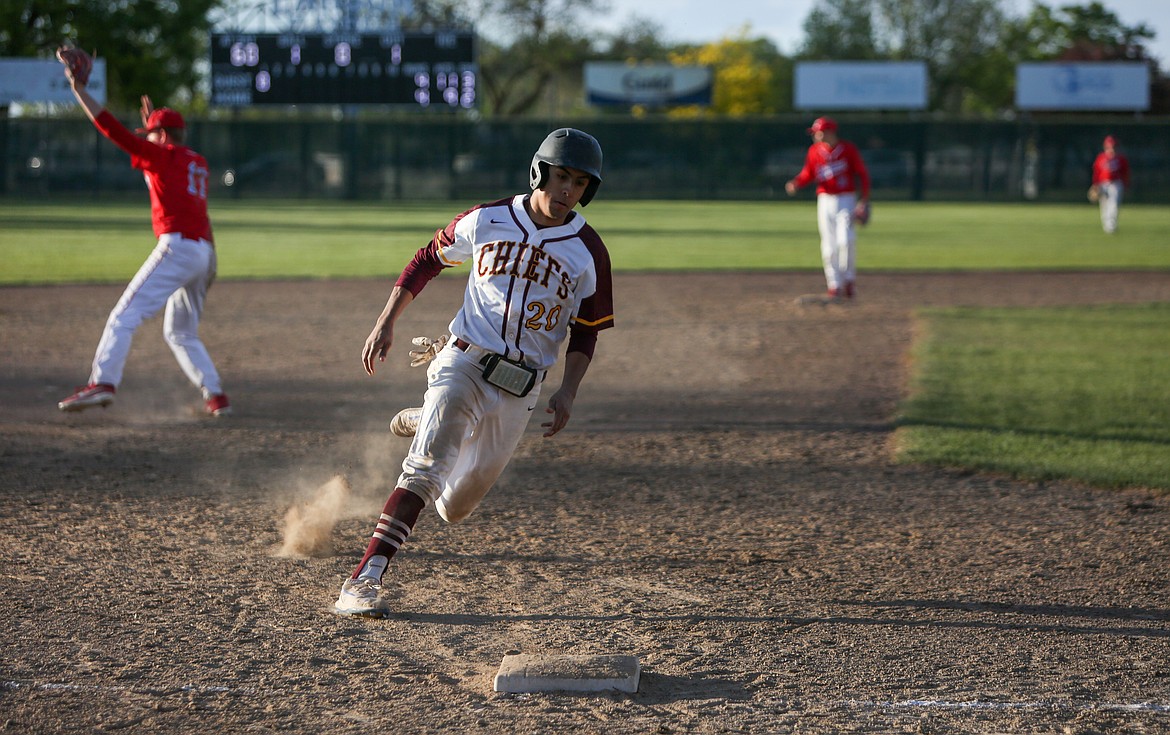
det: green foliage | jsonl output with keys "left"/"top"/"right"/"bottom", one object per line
{"left": 667, "top": 30, "right": 788, "bottom": 116}
{"left": 796, "top": 1, "right": 1163, "bottom": 113}
{"left": 898, "top": 304, "right": 1170, "bottom": 490}
{"left": 460, "top": 0, "right": 607, "bottom": 116}
{"left": 799, "top": 0, "right": 880, "bottom": 60}
{"left": 0, "top": 0, "right": 222, "bottom": 111}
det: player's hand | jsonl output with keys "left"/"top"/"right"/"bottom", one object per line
{"left": 140, "top": 95, "right": 154, "bottom": 129}
{"left": 541, "top": 388, "right": 576, "bottom": 437}
{"left": 361, "top": 322, "right": 394, "bottom": 376}
{"left": 784, "top": 181, "right": 797, "bottom": 196}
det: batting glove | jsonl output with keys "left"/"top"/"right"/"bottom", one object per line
{"left": 408, "top": 334, "right": 449, "bottom": 367}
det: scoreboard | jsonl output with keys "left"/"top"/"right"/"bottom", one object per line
{"left": 210, "top": 31, "right": 476, "bottom": 108}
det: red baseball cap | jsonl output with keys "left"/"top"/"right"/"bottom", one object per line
{"left": 807, "top": 117, "right": 838, "bottom": 134}
{"left": 136, "top": 108, "right": 185, "bottom": 133}
{"left": 1103, "top": 135, "right": 1117, "bottom": 147}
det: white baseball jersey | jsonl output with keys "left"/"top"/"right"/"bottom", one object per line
{"left": 393, "top": 194, "right": 614, "bottom": 522}
{"left": 430, "top": 195, "right": 613, "bottom": 370}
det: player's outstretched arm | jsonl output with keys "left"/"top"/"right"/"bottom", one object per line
{"left": 57, "top": 46, "right": 103, "bottom": 123}
{"left": 362, "top": 286, "right": 414, "bottom": 376}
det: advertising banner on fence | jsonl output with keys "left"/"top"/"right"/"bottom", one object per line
{"left": 0, "top": 59, "right": 108, "bottom": 106}
{"left": 584, "top": 62, "right": 712, "bottom": 107}
{"left": 795, "top": 61, "right": 927, "bottom": 110}
{"left": 1015, "top": 62, "right": 1149, "bottom": 110}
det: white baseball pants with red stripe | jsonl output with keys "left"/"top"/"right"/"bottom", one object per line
{"left": 89, "top": 233, "right": 224, "bottom": 395}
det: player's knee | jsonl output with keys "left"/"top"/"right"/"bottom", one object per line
{"left": 164, "top": 328, "right": 193, "bottom": 346}
{"left": 435, "top": 496, "right": 471, "bottom": 524}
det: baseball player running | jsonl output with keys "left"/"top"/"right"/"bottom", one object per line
{"left": 335, "top": 128, "right": 614, "bottom": 617}
{"left": 55, "top": 47, "right": 230, "bottom": 417}
{"left": 785, "top": 117, "right": 871, "bottom": 300}
{"left": 1089, "top": 134, "right": 1130, "bottom": 234}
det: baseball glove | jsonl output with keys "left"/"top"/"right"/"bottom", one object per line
{"left": 408, "top": 334, "right": 449, "bottom": 367}
{"left": 1087, "top": 186, "right": 1100, "bottom": 203}
{"left": 56, "top": 45, "right": 94, "bottom": 86}
{"left": 852, "top": 200, "right": 871, "bottom": 226}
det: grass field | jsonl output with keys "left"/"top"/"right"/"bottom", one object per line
{"left": 3, "top": 197, "right": 1168, "bottom": 492}
{"left": 1, "top": 198, "right": 1168, "bottom": 284}
{"left": 898, "top": 304, "right": 1170, "bottom": 490}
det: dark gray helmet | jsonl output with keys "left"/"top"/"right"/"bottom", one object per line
{"left": 529, "top": 128, "right": 603, "bottom": 206}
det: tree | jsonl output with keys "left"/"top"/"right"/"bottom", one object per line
{"left": 988, "top": 2, "right": 1164, "bottom": 111}
{"left": 600, "top": 17, "right": 672, "bottom": 62}
{"left": 0, "top": 0, "right": 222, "bottom": 111}
{"left": 455, "top": 0, "right": 608, "bottom": 116}
{"left": 798, "top": 0, "right": 881, "bottom": 60}
{"left": 795, "top": 0, "right": 1007, "bottom": 112}
{"left": 1056, "top": 1, "right": 1157, "bottom": 62}
{"left": 873, "top": 0, "right": 1007, "bottom": 112}
{"left": 668, "top": 28, "right": 788, "bottom": 116}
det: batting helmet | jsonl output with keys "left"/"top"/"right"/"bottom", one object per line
{"left": 530, "top": 128, "right": 603, "bottom": 206}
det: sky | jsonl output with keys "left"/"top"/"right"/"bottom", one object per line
{"left": 591, "top": 0, "right": 1170, "bottom": 65}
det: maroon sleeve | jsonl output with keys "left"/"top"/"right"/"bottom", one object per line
{"left": 570, "top": 225, "right": 615, "bottom": 334}
{"left": 395, "top": 236, "right": 447, "bottom": 296}
{"left": 566, "top": 326, "right": 599, "bottom": 360}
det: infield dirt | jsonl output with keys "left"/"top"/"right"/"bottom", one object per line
{"left": 2, "top": 271, "right": 1170, "bottom": 734}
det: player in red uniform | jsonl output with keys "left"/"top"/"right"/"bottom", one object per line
{"left": 785, "top": 117, "right": 870, "bottom": 300}
{"left": 56, "top": 48, "right": 230, "bottom": 417}
{"left": 1090, "top": 135, "right": 1130, "bottom": 234}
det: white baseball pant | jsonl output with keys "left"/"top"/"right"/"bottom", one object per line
{"left": 398, "top": 341, "right": 542, "bottom": 523}
{"left": 816, "top": 192, "right": 857, "bottom": 292}
{"left": 1097, "top": 181, "right": 1123, "bottom": 233}
{"left": 89, "top": 233, "right": 224, "bottom": 395}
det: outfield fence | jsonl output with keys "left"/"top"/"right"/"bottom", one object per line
{"left": 3, "top": 114, "right": 1168, "bottom": 203}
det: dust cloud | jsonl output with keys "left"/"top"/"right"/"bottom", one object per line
{"left": 278, "top": 474, "right": 352, "bottom": 557}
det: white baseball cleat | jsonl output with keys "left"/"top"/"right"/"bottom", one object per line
{"left": 389, "top": 407, "right": 422, "bottom": 438}
{"left": 58, "top": 383, "right": 116, "bottom": 412}
{"left": 334, "top": 578, "right": 389, "bottom": 618}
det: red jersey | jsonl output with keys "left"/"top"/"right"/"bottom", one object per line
{"left": 93, "top": 110, "right": 213, "bottom": 242}
{"left": 792, "top": 140, "right": 870, "bottom": 197}
{"left": 1092, "top": 152, "right": 1130, "bottom": 187}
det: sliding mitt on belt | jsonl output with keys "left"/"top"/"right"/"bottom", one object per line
{"left": 408, "top": 335, "right": 449, "bottom": 367}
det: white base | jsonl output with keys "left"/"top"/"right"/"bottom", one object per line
{"left": 493, "top": 654, "right": 640, "bottom": 693}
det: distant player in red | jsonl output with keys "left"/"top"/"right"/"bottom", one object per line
{"left": 56, "top": 47, "right": 230, "bottom": 417}
{"left": 1090, "top": 135, "right": 1130, "bottom": 234}
{"left": 786, "top": 117, "right": 870, "bottom": 300}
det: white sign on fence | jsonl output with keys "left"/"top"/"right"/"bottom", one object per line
{"left": 795, "top": 61, "right": 927, "bottom": 110}
{"left": 0, "top": 58, "right": 108, "bottom": 106}
{"left": 1015, "top": 62, "right": 1149, "bottom": 110}
{"left": 584, "top": 62, "right": 712, "bottom": 107}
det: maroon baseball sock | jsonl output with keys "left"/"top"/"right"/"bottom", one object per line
{"left": 351, "top": 488, "right": 426, "bottom": 582}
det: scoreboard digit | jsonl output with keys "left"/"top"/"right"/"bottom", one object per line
{"left": 210, "top": 31, "right": 477, "bottom": 108}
